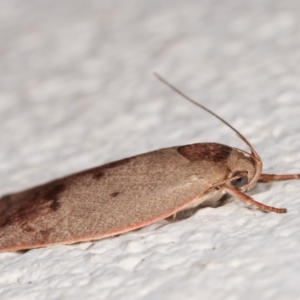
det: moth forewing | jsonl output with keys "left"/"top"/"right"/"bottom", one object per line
{"left": 0, "top": 144, "right": 243, "bottom": 252}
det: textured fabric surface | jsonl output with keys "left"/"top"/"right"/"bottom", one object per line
{"left": 1, "top": 1, "right": 300, "bottom": 299}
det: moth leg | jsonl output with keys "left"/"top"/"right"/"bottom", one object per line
{"left": 225, "top": 186, "right": 287, "bottom": 214}
{"left": 259, "top": 174, "right": 300, "bottom": 182}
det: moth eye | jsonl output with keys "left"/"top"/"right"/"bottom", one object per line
{"left": 231, "top": 175, "right": 248, "bottom": 188}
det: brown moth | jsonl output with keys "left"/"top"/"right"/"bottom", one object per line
{"left": 0, "top": 74, "right": 299, "bottom": 253}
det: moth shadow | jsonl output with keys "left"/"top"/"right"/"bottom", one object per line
{"left": 167, "top": 182, "right": 274, "bottom": 222}
{"left": 247, "top": 182, "right": 273, "bottom": 196}
{"left": 167, "top": 194, "right": 230, "bottom": 221}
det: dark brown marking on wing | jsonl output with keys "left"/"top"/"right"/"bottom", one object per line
{"left": 44, "top": 184, "right": 65, "bottom": 201}
{"left": 0, "top": 190, "right": 40, "bottom": 228}
{"left": 0, "top": 195, "right": 11, "bottom": 217}
{"left": 93, "top": 171, "right": 105, "bottom": 179}
{"left": 1, "top": 195, "right": 11, "bottom": 202}
{"left": 24, "top": 226, "right": 35, "bottom": 233}
{"left": 44, "top": 184, "right": 65, "bottom": 211}
{"left": 0, "top": 181, "right": 66, "bottom": 228}
{"left": 110, "top": 192, "right": 120, "bottom": 197}
{"left": 178, "top": 143, "right": 232, "bottom": 163}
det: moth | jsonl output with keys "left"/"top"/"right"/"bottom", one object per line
{"left": 0, "top": 74, "right": 299, "bottom": 253}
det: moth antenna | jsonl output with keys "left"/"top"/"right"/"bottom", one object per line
{"left": 154, "top": 72, "right": 262, "bottom": 186}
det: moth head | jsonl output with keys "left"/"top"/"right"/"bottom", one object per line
{"left": 225, "top": 148, "right": 261, "bottom": 192}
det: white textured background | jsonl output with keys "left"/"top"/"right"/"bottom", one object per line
{"left": 1, "top": 1, "right": 300, "bottom": 299}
